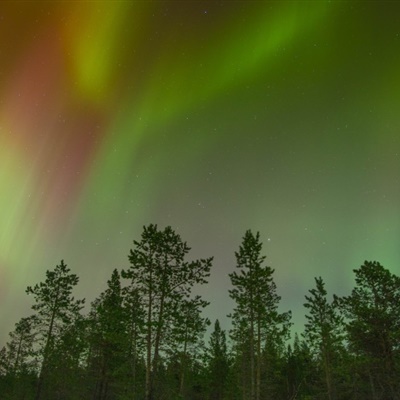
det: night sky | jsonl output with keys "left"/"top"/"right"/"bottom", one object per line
{"left": 1, "top": 1, "right": 399, "bottom": 345}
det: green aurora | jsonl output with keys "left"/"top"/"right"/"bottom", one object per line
{"left": 0, "top": 1, "right": 399, "bottom": 343}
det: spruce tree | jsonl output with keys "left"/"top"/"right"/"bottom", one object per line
{"left": 87, "top": 269, "right": 127, "bottom": 400}
{"left": 169, "top": 296, "right": 209, "bottom": 398}
{"left": 5, "top": 316, "right": 38, "bottom": 376}
{"left": 26, "top": 260, "right": 84, "bottom": 400}
{"left": 303, "top": 277, "right": 344, "bottom": 400}
{"left": 1, "top": 316, "right": 38, "bottom": 399}
{"left": 122, "top": 283, "right": 146, "bottom": 399}
{"left": 207, "top": 319, "right": 230, "bottom": 400}
{"left": 284, "top": 333, "right": 318, "bottom": 399}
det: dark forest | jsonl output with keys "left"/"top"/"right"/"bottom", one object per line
{"left": 1, "top": 225, "right": 399, "bottom": 400}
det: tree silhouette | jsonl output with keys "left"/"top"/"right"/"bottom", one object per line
{"left": 122, "top": 224, "right": 212, "bottom": 400}
{"left": 87, "top": 269, "right": 127, "bottom": 399}
{"left": 229, "top": 230, "right": 291, "bottom": 400}
{"left": 336, "top": 261, "right": 400, "bottom": 399}
{"left": 2, "top": 229, "right": 400, "bottom": 400}
{"left": 206, "top": 319, "right": 230, "bottom": 400}
{"left": 26, "top": 260, "right": 84, "bottom": 400}
{"left": 303, "top": 276, "right": 344, "bottom": 400}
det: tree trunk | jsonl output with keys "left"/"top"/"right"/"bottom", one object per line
{"left": 250, "top": 317, "right": 255, "bottom": 400}
{"left": 150, "top": 292, "right": 166, "bottom": 400}
{"left": 146, "top": 279, "right": 153, "bottom": 400}
{"left": 323, "top": 352, "right": 333, "bottom": 400}
{"left": 13, "top": 335, "right": 23, "bottom": 373}
{"left": 321, "top": 337, "right": 334, "bottom": 400}
{"left": 35, "top": 301, "right": 58, "bottom": 400}
{"left": 241, "top": 346, "right": 246, "bottom": 400}
{"left": 256, "top": 318, "right": 261, "bottom": 400}
{"left": 130, "top": 319, "right": 137, "bottom": 400}
{"left": 368, "top": 369, "right": 377, "bottom": 400}
{"left": 179, "top": 328, "right": 188, "bottom": 398}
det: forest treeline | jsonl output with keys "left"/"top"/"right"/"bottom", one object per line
{"left": 1, "top": 224, "right": 399, "bottom": 400}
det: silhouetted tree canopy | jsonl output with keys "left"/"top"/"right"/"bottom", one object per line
{"left": 0, "top": 229, "right": 399, "bottom": 400}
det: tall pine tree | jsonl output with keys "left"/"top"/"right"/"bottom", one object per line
{"left": 122, "top": 224, "right": 212, "bottom": 400}
{"left": 87, "top": 269, "right": 127, "bottom": 400}
{"left": 336, "top": 261, "right": 400, "bottom": 399}
{"left": 169, "top": 296, "right": 210, "bottom": 399}
{"left": 229, "top": 230, "right": 291, "bottom": 400}
{"left": 206, "top": 319, "right": 230, "bottom": 400}
{"left": 26, "top": 260, "right": 84, "bottom": 400}
{"left": 303, "top": 276, "right": 344, "bottom": 400}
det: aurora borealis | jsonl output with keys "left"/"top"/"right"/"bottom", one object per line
{"left": 1, "top": 1, "right": 399, "bottom": 344}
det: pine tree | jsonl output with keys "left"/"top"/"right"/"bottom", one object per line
{"left": 0, "top": 346, "right": 7, "bottom": 377}
{"left": 122, "top": 224, "right": 212, "bottom": 400}
{"left": 303, "top": 277, "right": 344, "bottom": 400}
{"left": 0, "top": 316, "right": 38, "bottom": 399}
{"left": 206, "top": 319, "right": 230, "bottom": 400}
{"left": 336, "top": 261, "right": 400, "bottom": 399}
{"left": 26, "top": 260, "right": 85, "bottom": 400}
{"left": 229, "top": 230, "right": 291, "bottom": 400}
{"left": 284, "top": 334, "right": 318, "bottom": 399}
{"left": 44, "top": 313, "right": 87, "bottom": 399}
{"left": 122, "top": 283, "right": 146, "bottom": 399}
{"left": 87, "top": 269, "right": 128, "bottom": 400}
{"left": 168, "top": 296, "right": 209, "bottom": 399}
{"left": 5, "top": 316, "right": 38, "bottom": 376}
